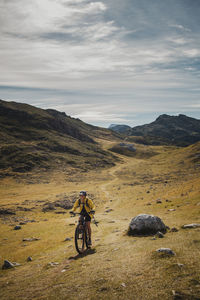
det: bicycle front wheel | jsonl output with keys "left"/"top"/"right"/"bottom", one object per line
{"left": 75, "top": 225, "right": 85, "bottom": 254}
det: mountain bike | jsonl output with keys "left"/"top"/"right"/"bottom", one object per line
{"left": 70, "top": 212, "right": 98, "bottom": 254}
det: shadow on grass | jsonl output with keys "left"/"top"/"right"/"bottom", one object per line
{"left": 68, "top": 248, "right": 96, "bottom": 261}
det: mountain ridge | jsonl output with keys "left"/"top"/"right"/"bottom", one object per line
{"left": 0, "top": 99, "right": 119, "bottom": 176}
{"left": 110, "top": 114, "right": 200, "bottom": 146}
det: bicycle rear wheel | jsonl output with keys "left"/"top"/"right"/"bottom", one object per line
{"left": 75, "top": 225, "right": 85, "bottom": 254}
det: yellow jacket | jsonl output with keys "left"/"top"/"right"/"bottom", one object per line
{"left": 72, "top": 197, "right": 95, "bottom": 218}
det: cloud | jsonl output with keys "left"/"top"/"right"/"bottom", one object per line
{"left": 183, "top": 49, "right": 200, "bottom": 58}
{"left": 0, "top": 0, "right": 200, "bottom": 126}
{"left": 169, "top": 24, "right": 191, "bottom": 32}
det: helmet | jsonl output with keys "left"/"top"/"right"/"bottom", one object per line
{"left": 79, "top": 191, "right": 87, "bottom": 196}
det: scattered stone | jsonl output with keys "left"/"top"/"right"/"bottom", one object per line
{"left": 155, "top": 231, "right": 164, "bottom": 238}
{"left": 172, "top": 290, "right": 198, "bottom": 299}
{"left": 27, "top": 256, "right": 33, "bottom": 262}
{"left": 168, "top": 209, "right": 176, "bottom": 212}
{"left": 55, "top": 211, "right": 67, "bottom": 214}
{"left": 64, "top": 238, "right": 72, "bottom": 241}
{"left": 105, "top": 209, "right": 113, "bottom": 213}
{"left": 146, "top": 202, "right": 152, "bottom": 206}
{"left": 2, "top": 260, "right": 21, "bottom": 269}
{"left": 128, "top": 214, "right": 167, "bottom": 236}
{"left": 156, "top": 248, "right": 176, "bottom": 256}
{"left": 0, "top": 209, "right": 16, "bottom": 215}
{"left": 17, "top": 207, "right": 32, "bottom": 212}
{"left": 2, "top": 260, "right": 14, "bottom": 269}
{"left": 182, "top": 223, "right": 200, "bottom": 229}
{"left": 121, "top": 283, "right": 126, "bottom": 288}
{"left": 22, "top": 237, "right": 40, "bottom": 242}
{"left": 14, "top": 225, "right": 21, "bottom": 230}
{"left": 12, "top": 262, "right": 21, "bottom": 267}
{"left": 170, "top": 227, "right": 179, "bottom": 232}
{"left": 42, "top": 198, "right": 74, "bottom": 213}
{"left": 99, "top": 287, "right": 109, "bottom": 292}
{"left": 119, "top": 143, "right": 136, "bottom": 152}
{"left": 146, "top": 191, "right": 150, "bottom": 194}
{"left": 69, "top": 223, "right": 75, "bottom": 226}
{"left": 156, "top": 199, "right": 162, "bottom": 204}
{"left": 42, "top": 203, "right": 56, "bottom": 212}
{"left": 48, "top": 262, "right": 59, "bottom": 267}
{"left": 107, "top": 220, "right": 115, "bottom": 223}
{"left": 19, "top": 222, "right": 27, "bottom": 225}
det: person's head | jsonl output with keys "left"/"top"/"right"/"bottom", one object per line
{"left": 79, "top": 191, "right": 87, "bottom": 201}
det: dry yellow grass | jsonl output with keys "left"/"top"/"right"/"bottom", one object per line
{"left": 0, "top": 141, "right": 200, "bottom": 300}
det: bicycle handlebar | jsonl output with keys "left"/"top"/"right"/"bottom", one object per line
{"left": 70, "top": 211, "right": 95, "bottom": 216}
{"left": 69, "top": 211, "right": 98, "bottom": 227}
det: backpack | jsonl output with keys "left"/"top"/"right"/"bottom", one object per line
{"left": 78, "top": 198, "right": 90, "bottom": 208}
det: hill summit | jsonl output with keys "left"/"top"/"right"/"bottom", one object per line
{"left": 130, "top": 114, "right": 200, "bottom": 146}
{"left": 110, "top": 114, "right": 200, "bottom": 146}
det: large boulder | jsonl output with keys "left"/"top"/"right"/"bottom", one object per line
{"left": 128, "top": 214, "right": 167, "bottom": 236}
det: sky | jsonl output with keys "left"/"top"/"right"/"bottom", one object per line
{"left": 0, "top": 0, "right": 200, "bottom": 127}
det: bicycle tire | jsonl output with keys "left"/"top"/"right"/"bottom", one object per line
{"left": 75, "top": 225, "right": 85, "bottom": 254}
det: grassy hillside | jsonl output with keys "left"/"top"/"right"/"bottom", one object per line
{"left": 0, "top": 99, "right": 120, "bottom": 177}
{"left": 0, "top": 141, "right": 200, "bottom": 299}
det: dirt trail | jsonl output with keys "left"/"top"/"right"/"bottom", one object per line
{"left": 99, "top": 162, "right": 123, "bottom": 201}
{"left": 95, "top": 157, "right": 138, "bottom": 247}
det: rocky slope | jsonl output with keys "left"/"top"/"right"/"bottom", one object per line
{"left": 127, "top": 114, "right": 200, "bottom": 146}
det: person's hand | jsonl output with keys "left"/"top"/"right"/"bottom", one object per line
{"left": 90, "top": 210, "right": 95, "bottom": 215}
{"left": 69, "top": 211, "right": 74, "bottom": 215}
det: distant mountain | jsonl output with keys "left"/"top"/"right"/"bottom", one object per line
{"left": 109, "top": 124, "right": 131, "bottom": 134}
{"left": 128, "top": 114, "right": 200, "bottom": 146}
{"left": 0, "top": 99, "right": 119, "bottom": 176}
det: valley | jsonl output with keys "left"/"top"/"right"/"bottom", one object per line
{"left": 0, "top": 140, "right": 200, "bottom": 300}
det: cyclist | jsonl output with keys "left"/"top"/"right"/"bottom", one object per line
{"left": 70, "top": 191, "right": 95, "bottom": 246}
